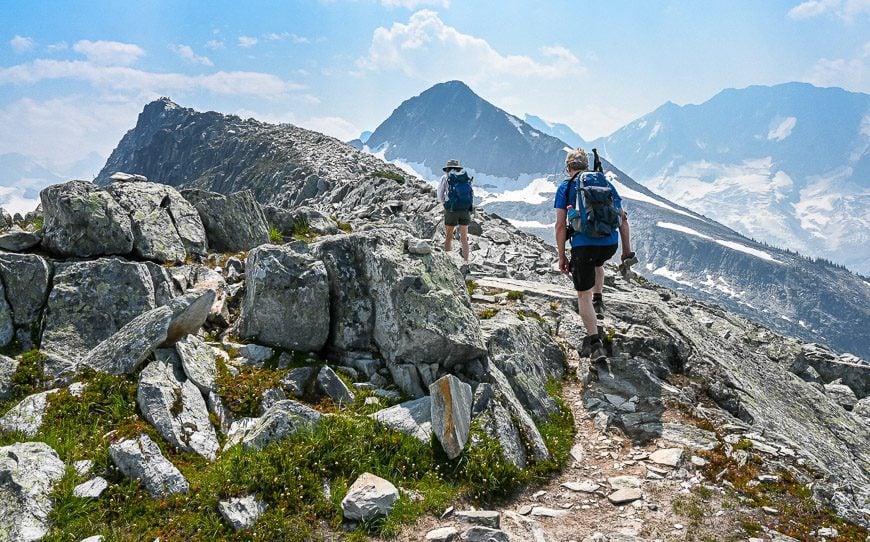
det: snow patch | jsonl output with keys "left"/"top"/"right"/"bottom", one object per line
{"left": 606, "top": 176, "right": 697, "bottom": 219}
{"left": 506, "top": 114, "right": 524, "bottom": 136}
{"left": 506, "top": 219, "right": 554, "bottom": 229}
{"left": 656, "top": 222, "right": 782, "bottom": 264}
{"left": 652, "top": 265, "right": 694, "bottom": 287}
{"left": 648, "top": 121, "right": 662, "bottom": 140}
{"left": 478, "top": 177, "right": 557, "bottom": 205}
{"left": 768, "top": 117, "right": 797, "bottom": 141}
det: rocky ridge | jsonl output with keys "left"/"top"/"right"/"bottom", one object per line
{"left": 0, "top": 100, "right": 866, "bottom": 540}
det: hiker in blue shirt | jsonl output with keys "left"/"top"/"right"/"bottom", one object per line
{"left": 437, "top": 159, "right": 474, "bottom": 263}
{"left": 554, "top": 148, "right": 634, "bottom": 361}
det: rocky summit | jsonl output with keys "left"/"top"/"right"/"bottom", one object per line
{"left": 0, "top": 99, "right": 867, "bottom": 541}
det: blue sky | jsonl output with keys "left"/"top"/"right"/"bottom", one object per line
{"left": 1, "top": 0, "right": 868, "bottom": 176}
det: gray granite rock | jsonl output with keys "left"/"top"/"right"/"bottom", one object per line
{"left": 316, "top": 366, "right": 355, "bottom": 407}
{"left": 340, "top": 472, "right": 399, "bottom": 521}
{"left": 137, "top": 358, "right": 219, "bottom": 460}
{"left": 0, "top": 389, "right": 59, "bottom": 437}
{"left": 40, "top": 180, "right": 134, "bottom": 257}
{"left": 0, "top": 354, "right": 18, "bottom": 400}
{"left": 73, "top": 477, "right": 108, "bottom": 498}
{"left": 0, "top": 441, "right": 66, "bottom": 542}
{"left": 430, "top": 374, "right": 473, "bottom": 459}
{"left": 370, "top": 397, "right": 433, "bottom": 443}
{"left": 0, "top": 227, "right": 41, "bottom": 252}
{"left": 239, "top": 244, "right": 330, "bottom": 352}
{"left": 237, "top": 400, "right": 323, "bottom": 451}
{"left": 181, "top": 189, "right": 269, "bottom": 252}
{"left": 107, "top": 180, "right": 207, "bottom": 262}
{"left": 175, "top": 334, "right": 217, "bottom": 393}
{"left": 83, "top": 305, "right": 173, "bottom": 376}
{"left": 41, "top": 258, "right": 156, "bottom": 371}
{"left": 109, "top": 434, "right": 189, "bottom": 497}
{"left": 218, "top": 494, "right": 267, "bottom": 531}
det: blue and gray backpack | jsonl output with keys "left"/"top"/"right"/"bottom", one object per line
{"left": 569, "top": 172, "right": 622, "bottom": 238}
{"left": 444, "top": 170, "right": 474, "bottom": 212}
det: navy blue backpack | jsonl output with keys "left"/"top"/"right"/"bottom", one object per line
{"left": 444, "top": 170, "right": 474, "bottom": 212}
{"left": 569, "top": 172, "right": 622, "bottom": 238}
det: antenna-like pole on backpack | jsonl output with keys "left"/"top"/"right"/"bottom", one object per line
{"left": 591, "top": 148, "right": 603, "bottom": 173}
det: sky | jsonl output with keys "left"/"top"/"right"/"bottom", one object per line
{"left": 1, "top": 0, "right": 869, "bottom": 182}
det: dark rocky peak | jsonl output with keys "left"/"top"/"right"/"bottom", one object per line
{"left": 366, "top": 80, "right": 567, "bottom": 178}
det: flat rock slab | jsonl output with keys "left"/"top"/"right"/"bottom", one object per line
{"left": 0, "top": 389, "right": 58, "bottom": 437}
{"left": 455, "top": 509, "right": 500, "bottom": 528}
{"left": 649, "top": 447, "right": 684, "bottom": 467}
{"left": 460, "top": 526, "right": 510, "bottom": 541}
{"left": 370, "top": 396, "right": 433, "bottom": 443}
{"left": 73, "top": 477, "right": 108, "bottom": 498}
{"left": 561, "top": 480, "right": 600, "bottom": 493}
{"left": 608, "top": 488, "right": 643, "bottom": 505}
{"left": 109, "top": 434, "right": 189, "bottom": 497}
{"left": 530, "top": 506, "right": 569, "bottom": 518}
{"left": 608, "top": 475, "right": 642, "bottom": 490}
{"left": 430, "top": 374, "right": 473, "bottom": 459}
{"left": 426, "top": 526, "right": 459, "bottom": 541}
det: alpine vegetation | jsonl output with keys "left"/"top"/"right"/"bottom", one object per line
{"left": 0, "top": 98, "right": 866, "bottom": 541}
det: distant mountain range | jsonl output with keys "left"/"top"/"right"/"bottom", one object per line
{"left": 589, "top": 82, "right": 870, "bottom": 275}
{"left": 523, "top": 114, "right": 587, "bottom": 149}
{"left": 0, "top": 151, "right": 105, "bottom": 214}
{"left": 355, "top": 80, "right": 870, "bottom": 358}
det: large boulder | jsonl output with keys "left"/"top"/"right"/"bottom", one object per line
{"left": 39, "top": 180, "right": 134, "bottom": 257}
{"left": 0, "top": 254, "right": 52, "bottom": 336}
{"left": 0, "top": 441, "right": 66, "bottom": 542}
{"left": 109, "top": 434, "right": 189, "bottom": 497}
{"left": 41, "top": 258, "right": 156, "bottom": 369}
{"left": 137, "top": 357, "right": 219, "bottom": 460}
{"left": 481, "top": 310, "right": 565, "bottom": 420}
{"left": 263, "top": 205, "right": 339, "bottom": 236}
{"left": 0, "top": 389, "right": 59, "bottom": 437}
{"left": 239, "top": 244, "right": 330, "bottom": 352}
{"left": 314, "top": 229, "right": 487, "bottom": 397}
{"left": 181, "top": 189, "right": 269, "bottom": 252}
{"left": 0, "top": 227, "right": 42, "bottom": 252}
{"left": 0, "top": 279, "right": 12, "bottom": 348}
{"left": 370, "top": 397, "right": 433, "bottom": 444}
{"left": 107, "top": 181, "right": 208, "bottom": 263}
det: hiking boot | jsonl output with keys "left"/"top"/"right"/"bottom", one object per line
{"left": 579, "top": 335, "right": 607, "bottom": 362}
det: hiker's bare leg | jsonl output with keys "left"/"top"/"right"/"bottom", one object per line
{"left": 577, "top": 289, "right": 597, "bottom": 336}
{"left": 444, "top": 225, "right": 455, "bottom": 252}
{"left": 594, "top": 266, "right": 605, "bottom": 295}
{"left": 459, "top": 225, "right": 470, "bottom": 262}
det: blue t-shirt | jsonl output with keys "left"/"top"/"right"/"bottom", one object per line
{"left": 554, "top": 173, "right": 622, "bottom": 247}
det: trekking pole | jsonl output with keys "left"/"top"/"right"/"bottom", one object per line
{"left": 591, "top": 148, "right": 603, "bottom": 173}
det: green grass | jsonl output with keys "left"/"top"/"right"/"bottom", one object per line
{"left": 268, "top": 224, "right": 284, "bottom": 244}
{"left": 0, "top": 349, "right": 47, "bottom": 412}
{"left": 506, "top": 290, "right": 524, "bottom": 301}
{"left": 369, "top": 170, "right": 404, "bottom": 183}
{"left": 331, "top": 216, "right": 353, "bottom": 233}
{"left": 1, "top": 353, "right": 580, "bottom": 541}
{"left": 465, "top": 279, "right": 478, "bottom": 295}
{"left": 477, "top": 308, "right": 498, "bottom": 319}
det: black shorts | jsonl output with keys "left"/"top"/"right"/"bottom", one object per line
{"left": 444, "top": 210, "right": 471, "bottom": 226}
{"left": 570, "top": 245, "right": 617, "bottom": 292}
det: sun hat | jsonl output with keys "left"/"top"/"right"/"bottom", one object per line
{"left": 442, "top": 159, "right": 463, "bottom": 171}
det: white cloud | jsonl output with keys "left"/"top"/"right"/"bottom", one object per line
{"left": 0, "top": 60, "right": 306, "bottom": 98}
{"left": 381, "top": 0, "right": 450, "bottom": 8}
{"left": 0, "top": 96, "right": 140, "bottom": 168}
{"left": 298, "top": 116, "right": 361, "bottom": 141}
{"left": 291, "top": 34, "right": 311, "bottom": 44}
{"left": 357, "top": 10, "right": 583, "bottom": 84}
{"left": 205, "top": 39, "right": 225, "bottom": 50}
{"left": 171, "top": 44, "right": 214, "bottom": 66}
{"left": 10, "top": 35, "right": 35, "bottom": 54}
{"left": 788, "top": 0, "right": 870, "bottom": 21}
{"left": 46, "top": 42, "right": 68, "bottom": 52}
{"left": 807, "top": 43, "right": 870, "bottom": 91}
{"left": 238, "top": 36, "right": 258, "bottom": 48}
{"left": 73, "top": 40, "right": 145, "bottom": 66}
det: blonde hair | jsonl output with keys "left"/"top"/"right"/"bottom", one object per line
{"left": 566, "top": 148, "right": 588, "bottom": 171}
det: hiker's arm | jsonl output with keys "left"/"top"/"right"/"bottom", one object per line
{"left": 436, "top": 177, "right": 447, "bottom": 202}
{"left": 555, "top": 208, "right": 569, "bottom": 274}
{"left": 619, "top": 209, "right": 633, "bottom": 257}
